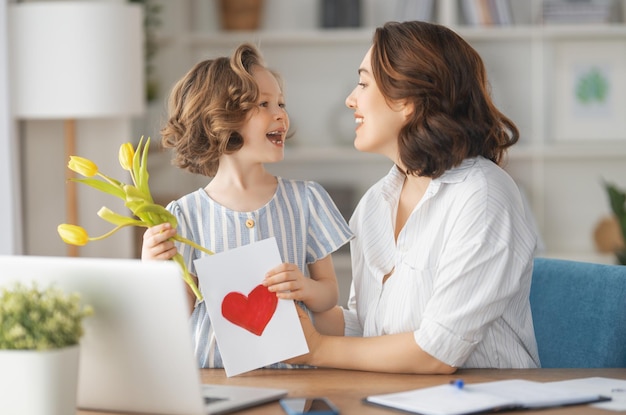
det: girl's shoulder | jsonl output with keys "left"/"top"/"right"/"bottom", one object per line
{"left": 166, "top": 188, "right": 209, "bottom": 212}
{"left": 276, "top": 177, "right": 328, "bottom": 196}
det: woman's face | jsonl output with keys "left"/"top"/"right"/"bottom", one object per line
{"left": 237, "top": 65, "right": 289, "bottom": 164}
{"left": 345, "top": 47, "right": 410, "bottom": 160}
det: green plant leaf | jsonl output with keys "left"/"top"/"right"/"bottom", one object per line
{"left": 70, "top": 177, "right": 125, "bottom": 200}
{"left": 604, "top": 181, "right": 626, "bottom": 254}
{"left": 606, "top": 183, "right": 626, "bottom": 217}
{"left": 97, "top": 207, "right": 145, "bottom": 227}
{"left": 133, "top": 203, "right": 178, "bottom": 227}
{"left": 172, "top": 253, "right": 203, "bottom": 301}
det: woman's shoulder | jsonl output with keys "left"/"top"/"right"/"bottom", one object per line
{"left": 471, "top": 157, "right": 518, "bottom": 193}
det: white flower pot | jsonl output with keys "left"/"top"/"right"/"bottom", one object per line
{"left": 0, "top": 345, "right": 80, "bottom": 415}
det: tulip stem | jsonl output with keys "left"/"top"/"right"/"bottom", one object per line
{"left": 173, "top": 235, "right": 215, "bottom": 256}
{"left": 88, "top": 223, "right": 145, "bottom": 242}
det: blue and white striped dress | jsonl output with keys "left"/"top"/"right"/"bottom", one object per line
{"left": 167, "top": 177, "right": 353, "bottom": 368}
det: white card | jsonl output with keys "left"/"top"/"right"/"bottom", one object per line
{"left": 194, "top": 237, "right": 309, "bottom": 377}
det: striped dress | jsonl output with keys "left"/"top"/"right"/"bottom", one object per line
{"left": 167, "top": 177, "right": 353, "bottom": 368}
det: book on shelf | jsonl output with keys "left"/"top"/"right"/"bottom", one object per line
{"left": 460, "top": 0, "right": 513, "bottom": 26}
{"left": 364, "top": 378, "right": 610, "bottom": 415}
{"left": 395, "top": 0, "right": 436, "bottom": 23}
{"left": 542, "top": 0, "right": 621, "bottom": 24}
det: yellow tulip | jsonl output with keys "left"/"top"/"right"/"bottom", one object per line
{"left": 59, "top": 136, "right": 213, "bottom": 301}
{"left": 68, "top": 156, "right": 98, "bottom": 177}
{"left": 57, "top": 224, "right": 89, "bottom": 246}
{"left": 118, "top": 143, "right": 134, "bottom": 172}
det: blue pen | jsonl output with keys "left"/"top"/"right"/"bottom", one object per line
{"left": 450, "top": 379, "right": 464, "bottom": 389}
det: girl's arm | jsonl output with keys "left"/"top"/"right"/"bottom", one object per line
{"left": 264, "top": 255, "right": 339, "bottom": 313}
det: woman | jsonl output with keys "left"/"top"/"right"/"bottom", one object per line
{"left": 290, "top": 21, "right": 540, "bottom": 374}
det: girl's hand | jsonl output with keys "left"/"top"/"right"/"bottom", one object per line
{"left": 263, "top": 263, "right": 312, "bottom": 302}
{"left": 141, "top": 222, "right": 178, "bottom": 261}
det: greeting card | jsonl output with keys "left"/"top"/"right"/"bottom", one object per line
{"left": 194, "top": 237, "right": 308, "bottom": 376}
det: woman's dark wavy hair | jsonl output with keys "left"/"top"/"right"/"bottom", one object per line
{"left": 371, "top": 21, "right": 519, "bottom": 178}
{"left": 161, "top": 43, "right": 267, "bottom": 177}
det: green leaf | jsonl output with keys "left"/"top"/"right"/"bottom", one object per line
{"left": 97, "top": 207, "right": 145, "bottom": 227}
{"left": 71, "top": 177, "right": 125, "bottom": 200}
{"left": 132, "top": 137, "right": 153, "bottom": 203}
{"left": 125, "top": 200, "right": 155, "bottom": 224}
{"left": 139, "top": 138, "right": 153, "bottom": 202}
{"left": 172, "top": 253, "right": 203, "bottom": 301}
{"left": 133, "top": 203, "right": 178, "bottom": 227}
{"left": 123, "top": 184, "right": 151, "bottom": 202}
{"left": 606, "top": 183, "right": 626, "bottom": 217}
{"left": 604, "top": 181, "right": 626, "bottom": 249}
{"left": 132, "top": 136, "right": 144, "bottom": 189}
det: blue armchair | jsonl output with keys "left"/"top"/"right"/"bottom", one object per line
{"left": 530, "top": 257, "right": 626, "bottom": 368}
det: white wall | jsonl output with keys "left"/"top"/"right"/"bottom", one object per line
{"left": 8, "top": 0, "right": 140, "bottom": 258}
{"left": 0, "top": 0, "right": 23, "bottom": 255}
{"left": 21, "top": 119, "right": 136, "bottom": 258}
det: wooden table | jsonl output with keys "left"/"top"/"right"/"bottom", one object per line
{"left": 78, "top": 367, "right": 626, "bottom": 414}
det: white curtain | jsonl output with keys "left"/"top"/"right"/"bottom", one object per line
{"left": 0, "top": 0, "right": 24, "bottom": 254}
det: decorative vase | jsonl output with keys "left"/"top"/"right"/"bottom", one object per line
{"left": 0, "top": 345, "right": 80, "bottom": 415}
{"left": 218, "top": 0, "right": 264, "bottom": 31}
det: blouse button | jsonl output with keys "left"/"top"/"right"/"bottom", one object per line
{"left": 245, "top": 219, "right": 255, "bottom": 229}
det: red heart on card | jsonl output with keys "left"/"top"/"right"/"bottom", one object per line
{"left": 221, "top": 284, "right": 278, "bottom": 336}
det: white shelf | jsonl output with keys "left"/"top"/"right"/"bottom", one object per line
{"left": 182, "top": 29, "right": 375, "bottom": 46}
{"left": 149, "top": 0, "right": 626, "bottom": 259}
{"left": 275, "top": 142, "right": 626, "bottom": 164}
{"left": 161, "top": 24, "right": 626, "bottom": 47}
{"left": 511, "top": 143, "right": 626, "bottom": 160}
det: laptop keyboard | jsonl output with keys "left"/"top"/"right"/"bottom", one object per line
{"left": 204, "top": 396, "right": 228, "bottom": 405}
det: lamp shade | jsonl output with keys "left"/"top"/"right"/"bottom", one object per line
{"left": 9, "top": 2, "right": 144, "bottom": 119}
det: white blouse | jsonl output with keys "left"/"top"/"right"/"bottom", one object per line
{"left": 344, "top": 157, "right": 541, "bottom": 369}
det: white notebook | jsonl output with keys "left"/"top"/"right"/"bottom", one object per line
{"left": 365, "top": 378, "right": 610, "bottom": 415}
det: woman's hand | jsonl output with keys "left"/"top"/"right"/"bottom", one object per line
{"left": 141, "top": 222, "right": 178, "bottom": 261}
{"left": 284, "top": 305, "right": 324, "bottom": 366}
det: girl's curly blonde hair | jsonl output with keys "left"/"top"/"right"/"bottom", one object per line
{"left": 161, "top": 43, "right": 273, "bottom": 177}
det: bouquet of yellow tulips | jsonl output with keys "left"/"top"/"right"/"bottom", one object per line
{"left": 57, "top": 137, "right": 213, "bottom": 300}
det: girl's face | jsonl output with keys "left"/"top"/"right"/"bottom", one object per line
{"left": 345, "top": 47, "right": 411, "bottom": 160}
{"left": 237, "top": 65, "right": 289, "bottom": 164}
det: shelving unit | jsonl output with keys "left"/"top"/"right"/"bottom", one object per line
{"left": 142, "top": 0, "right": 626, "bottom": 266}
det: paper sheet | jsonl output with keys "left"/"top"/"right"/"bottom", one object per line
{"left": 194, "top": 237, "right": 309, "bottom": 377}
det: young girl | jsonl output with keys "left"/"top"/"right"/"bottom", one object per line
{"left": 141, "top": 43, "right": 353, "bottom": 368}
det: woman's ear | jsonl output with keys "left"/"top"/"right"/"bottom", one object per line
{"left": 402, "top": 100, "right": 415, "bottom": 120}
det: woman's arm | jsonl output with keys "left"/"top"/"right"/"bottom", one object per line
{"left": 289, "top": 307, "right": 457, "bottom": 374}
{"left": 310, "top": 305, "right": 344, "bottom": 336}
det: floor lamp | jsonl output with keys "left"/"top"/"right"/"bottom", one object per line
{"left": 10, "top": 2, "right": 144, "bottom": 257}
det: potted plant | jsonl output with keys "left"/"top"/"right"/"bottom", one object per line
{"left": 604, "top": 181, "right": 626, "bottom": 265}
{"left": 0, "top": 282, "right": 92, "bottom": 415}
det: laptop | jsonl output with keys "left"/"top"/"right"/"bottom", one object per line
{"left": 0, "top": 255, "right": 287, "bottom": 415}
